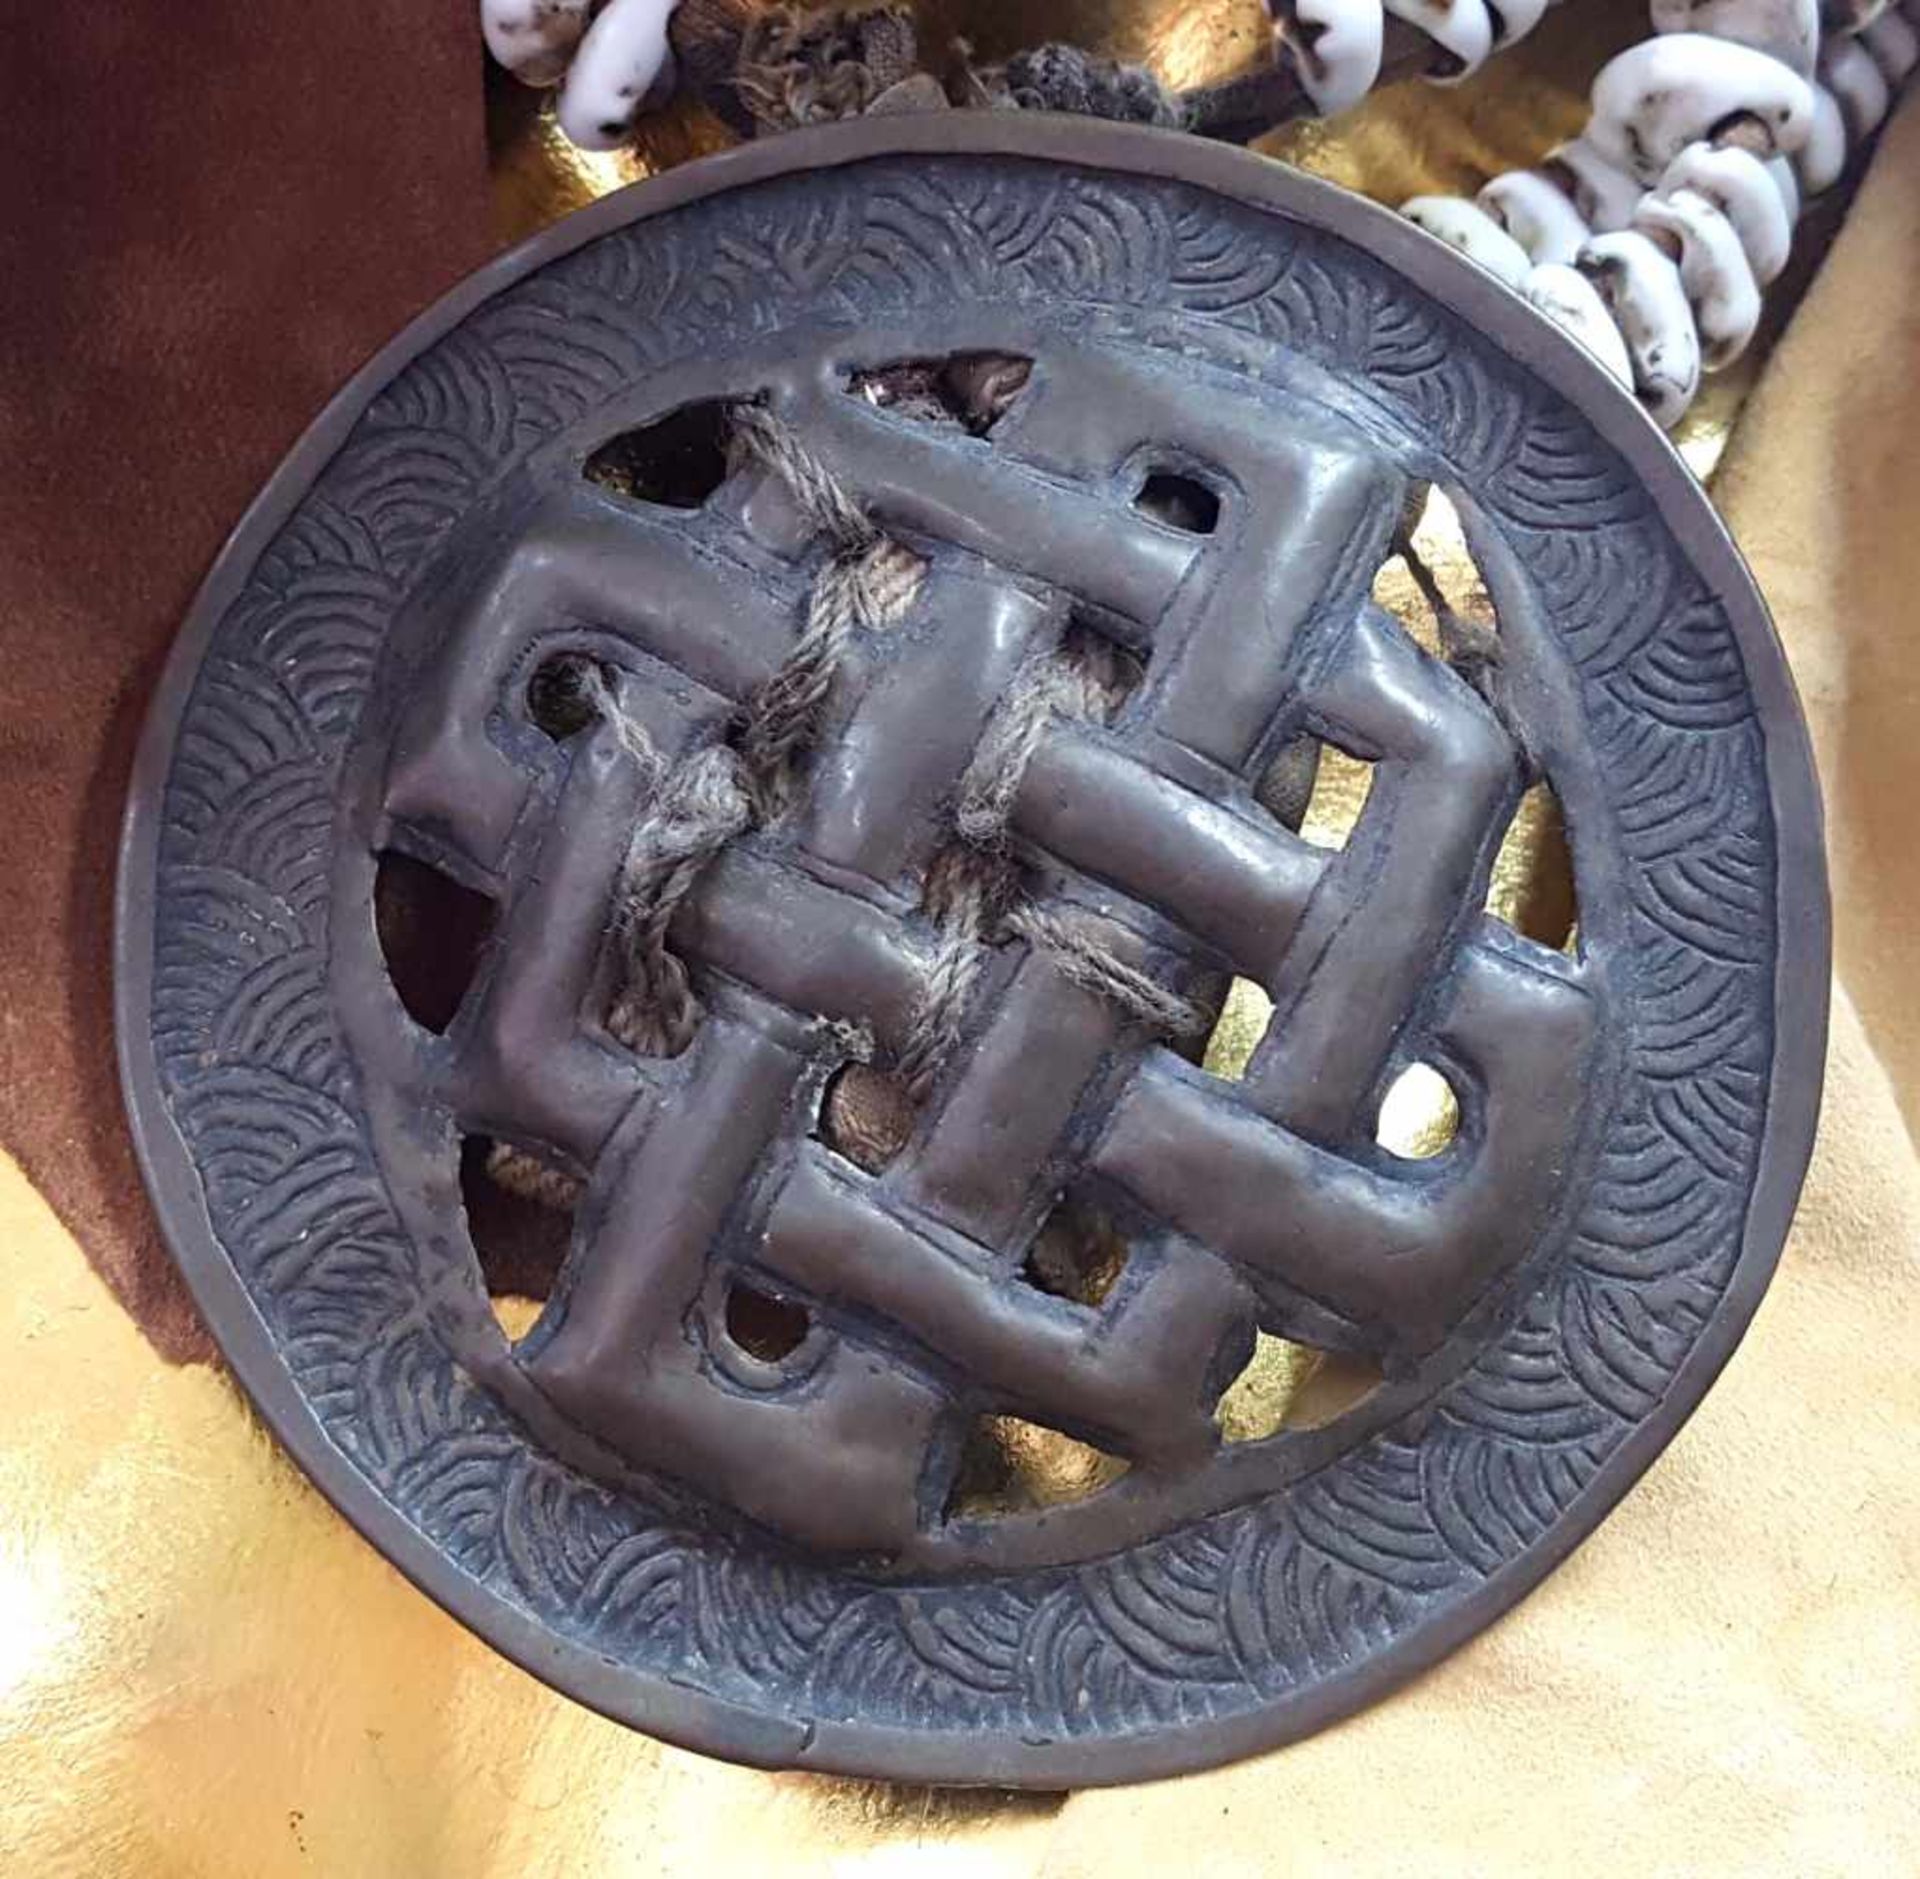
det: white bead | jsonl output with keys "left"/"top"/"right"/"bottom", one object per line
{"left": 1649, "top": 0, "right": 1819, "bottom": 76}
{"left": 1480, "top": 169, "right": 1592, "bottom": 266}
{"left": 1578, "top": 230, "right": 1703, "bottom": 428}
{"left": 556, "top": 0, "right": 680, "bottom": 151}
{"left": 1766, "top": 154, "right": 1803, "bottom": 222}
{"left": 1522, "top": 261, "right": 1635, "bottom": 387}
{"left": 1820, "top": 33, "right": 1894, "bottom": 138}
{"left": 1864, "top": 9, "right": 1920, "bottom": 77}
{"left": 1589, "top": 34, "right": 1818, "bottom": 183}
{"left": 1794, "top": 84, "right": 1850, "bottom": 190}
{"left": 1550, "top": 137, "right": 1645, "bottom": 232}
{"left": 1401, "top": 196, "right": 1534, "bottom": 285}
{"left": 1659, "top": 141, "right": 1794, "bottom": 282}
{"left": 1385, "top": 0, "right": 1494, "bottom": 83}
{"left": 483, "top": 0, "right": 594, "bottom": 85}
{"left": 1634, "top": 188, "right": 1763, "bottom": 368}
{"left": 1276, "top": 0, "right": 1386, "bottom": 116}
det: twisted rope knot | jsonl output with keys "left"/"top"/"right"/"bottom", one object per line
{"left": 1008, "top": 906, "right": 1210, "bottom": 1038}
{"left": 918, "top": 632, "right": 1206, "bottom": 1061}
{"left": 953, "top": 637, "right": 1139, "bottom": 848}
{"left": 893, "top": 845, "right": 1018, "bottom": 1103}
{"left": 573, "top": 406, "right": 1205, "bottom": 1127}
{"left": 728, "top": 404, "right": 925, "bottom": 814}
{"left": 610, "top": 744, "right": 753, "bottom": 1044}
{"left": 729, "top": 402, "right": 876, "bottom": 552}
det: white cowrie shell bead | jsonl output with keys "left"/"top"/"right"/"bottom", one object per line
{"left": 1480, "top": 169, "right": 1593, "bottom": 265}
{"left": 1384, "top": 0, "right": 1494, "bottom": 83}
{"left": 1864, "top": 9, "right": 1920, "bottom": 77}
{"left": 1634, "top": 187, "right": 1764, "bottom": 367}
{"left": 1650, "top": 0, "right": 1820, "bottom": 74}
{"left": 1820, "top": 31, "right": 1894, "bottom": 134}
{"left": 1402, "top": 195, "right": 1534, "bottom": 285}
{"left": 1766, "top": 153, "right": 1803, "bottom": 221}
{"left": 556, "top": 0, "right": 680, "bottom": 151}
{"left": 483, "top": 0, "right": 594, "bottom": 85}
{"left": 1659, "top": 141, "right": 1794, "bottom": 281}
{"left": 1274, "top": 0, "right": 1386, "bottom": 115}
{"left": 1523, "top": 261, "right": 1636, "bottom": 386}
{"left": 1550, "top": 137, "right": 1646, "bottom": 231}
{"left": 1794, "top": 82, "right": 1851, "bottom": 186}
{"left": 1589, "top": 35, "right": 1818, "bottom": 182}
{"left": 1578, "top": 230, "right": 1703, "bottom": 428}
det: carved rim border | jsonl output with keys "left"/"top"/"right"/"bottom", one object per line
{"left": 116, "top": 113, "right": 1830, "bottom": 1788}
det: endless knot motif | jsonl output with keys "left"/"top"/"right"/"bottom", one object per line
{"left": 123, "top": 123, "right": 1825, "bottom": 1784}
{"left": 382, "top": 346, "right": 1599, "bottom": 1556}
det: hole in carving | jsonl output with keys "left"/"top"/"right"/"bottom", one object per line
{"left": 373, "top": 849, "right": 495, "bottom": 1034}
{"left": 1376, "top": 1063, "right": 1462, "bottom": 1161}
{"left": 1376, "top": 485, "right": 1500, "bottom": 668}
{"left": 1022, "top": 1199, "right": 1128, "bottom": 1308}
{"left": 1054, "top": 616, "right": 1147, "bottom": 725}
{"left": 1204, "top": 978, "right": 1272, "bottom": 1083}
{"left": 943, "top": 1415, "right": 1129, "bottom": 1522}
{"left": 584, "top": 400, "right": 731, "bottom": 509}
{"left": 458, "top": 1134, "right": 574, "bottom": 1313}
{"left": 525, "top": 652, "right": 611, "bottom": 741}
{"left": 1254, "top": 734, "right": 1322, "bottom": 832}
{"left": 1488, "top": 782, "right": 1579, "bottom": 952}
{"left": 490, "top": 1295, "right": 543, "bottom": 1341}
{"left": 724, "top": 1281, "right": 810, "bottom": 1363}
{"left": 1297, "top": 741, "right": 1377, "bottom": 851}
{"left": 1218, "top": 1332, "right": 1316, "bottom": 1442}
{"left": 1372, "top": 550, "right": 1442, "bottom": 656}
{"left": 1290, "top": 1349, "right": 1388, "bottom": 1427}
{"left": 1133, "top": 469, "right": 1220, "bottom": 535}
{"left": 847, "top": 352, "right": 1034, "bottom": 436}
{"left": 1219, "top": 1336, "right": 1386, "bottom": 1441}
{"left": 819, "top": 1061, "right": 916, "bottom": 1173}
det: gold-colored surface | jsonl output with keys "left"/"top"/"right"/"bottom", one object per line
{"left": 1214, "top": 1331, "right": 1321, "bottom": 1440}
{"left": 950, "top": 1417, "right": 1133, "bottom": 1517}
{"left": 490, "top": 84, "right": 738, "bottom": 246}
{"left": 1203, "top": 972, "right": 1273, "bottom": 1081}
{"left": 1376, "top": 1062, "right": 1461, "bottom": 1160}
{"left": 0, "top": 1157, "right": 1070, "bottom": 1875}
{"left": 5, "top": 18, "right": 1906, "bottom": 1877}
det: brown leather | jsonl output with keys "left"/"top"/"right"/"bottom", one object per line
{"left": 0, "top": 2, "right": 493, "bottom": 1359}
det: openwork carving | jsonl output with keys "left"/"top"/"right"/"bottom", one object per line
{"left": 121, "top": 121, "right": 1825, "bottom": 1785}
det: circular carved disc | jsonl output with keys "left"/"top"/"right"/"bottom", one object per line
{"left": 118, "top": 117, "right": 1827, "bottom": 1786}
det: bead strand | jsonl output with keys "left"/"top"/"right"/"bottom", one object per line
{"left": 484, "top": 0, "right": 682, "bottom": 151}
{"left": 1401, "top": 0, "right": 1920, "bottom": 427}
{"left": 1266, "top": 1, "right": 1570, "bottom": 115}
{"left": 484, "top": 1, "right": 1916, "bottom": 432}
{"left": 494, "top": 0, "right": 1581, "bottom": 152}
